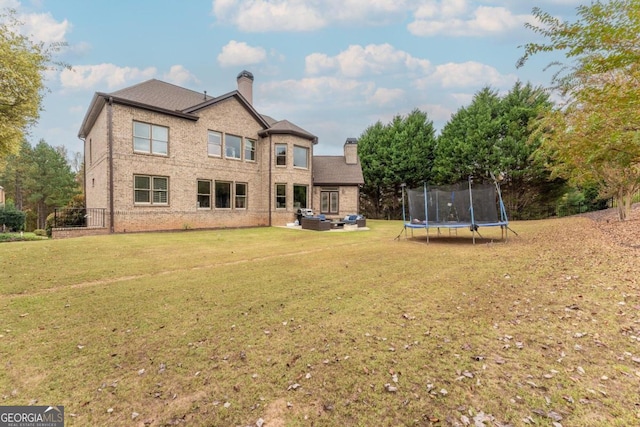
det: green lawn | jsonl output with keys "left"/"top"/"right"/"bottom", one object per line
{"left": 1, "top": 220, "right": 638, "bottom": 426}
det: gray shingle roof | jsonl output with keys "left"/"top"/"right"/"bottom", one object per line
{"left": 313, "top": 156, "right": 364, "bottom": 185}
{"left": 110, "top": 79, "right": 213, "bottom": 111}
{"left": 79, "top": 77, "right": 319, "bottom": 143}
{"left": 260, "top": 119, "right": 316, "bottom": 141}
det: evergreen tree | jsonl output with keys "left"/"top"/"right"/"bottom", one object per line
{"left": 358, "top": 110, "right": 437, "bottom": 219}
{"left": 433, "top": 83, "right": 565, "bottom": 218}
{"left": 25, "top": 140, "right": 79, "bottom": 229}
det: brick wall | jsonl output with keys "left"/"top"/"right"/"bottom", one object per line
{"left": 52, "top": 227, "right": 110, "bottom": 239}
{"left": 85, "top": 96, "right": 317, "bottom": 232}
{"left": 311, "top": 185, "right": 360, "bottom": 220}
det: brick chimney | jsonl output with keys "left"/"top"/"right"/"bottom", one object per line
{"left": 237, "top": 70, "right": 254, "bottom": 105}
{"left": 344, "top": 138, "right": 358, "bottom": 165}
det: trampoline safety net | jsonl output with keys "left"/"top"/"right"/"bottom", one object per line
{"left": 405, "top": 181, "right": 508, "bottom": 228}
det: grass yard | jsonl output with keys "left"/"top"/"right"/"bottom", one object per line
{"left": 0, "top": 218, "right": 639, "bottom": 426}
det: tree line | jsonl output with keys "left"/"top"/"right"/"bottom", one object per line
{"left": 1, "top": 140, "right": 80, "bottom": 231}
{"left": 359, "top": 0, "right": 640, "bottom": 221}
{"left": 358, "top": 82, "right": 571, "bottom": 220}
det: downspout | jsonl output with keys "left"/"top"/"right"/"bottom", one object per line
{"left": 79, "top": 137, "right": 86, "bottom": 196}
{"left": 107, "top": 97, "right": 115, "bottom": 233}
{"left": 268, "top": 134, "right": 272, "bottom": 226}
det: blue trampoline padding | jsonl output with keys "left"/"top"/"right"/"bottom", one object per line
{"left": 404, "top": 221, "right": 508, "bottom": 229}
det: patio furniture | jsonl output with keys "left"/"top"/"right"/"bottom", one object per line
{"left": 343, "top": 214, "right": 366, "bottom": 227}
{"left": 301, "top": 217, "right": 331, "bottom": 231}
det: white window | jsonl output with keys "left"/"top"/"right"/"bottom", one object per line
{"left": 275, "top": 184, "right": 286, "bottom": 209}
{"left": 235, "top": 183, "right": 247, "bottom": 209}
{"left": 134, "top": 175, "right": 168, "bottom": 205}
{"left": 275, "top": 144, "right": 287, "bottom": 166}
{"left": 133, "top": 121, "right": 168, "bottom": 155}
{"left": 215, "top": 181, "right": 232, "bottom": 208}
{"left": 293, "top": 184, "right": 308, "bottom": 209}
{"left": 245, "top": 138, "right": 256, "bottom": 162}
{"left": 208, "top": 131, "right": 222, "bottom": 157}
{"left": 293, "top": 146, "right": 308, "bottom": 168}
{"left": 197, "top": 180, "right": 211, "bottom": 209}
{"left": 225, "top": 134, "right": 242, "bottom": 159}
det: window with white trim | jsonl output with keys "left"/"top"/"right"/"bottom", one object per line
{"left": 225, "top": 134, "right": 242, "bottom": 159}
{"left": 245, "top": 138, "right": 256, "bottom": 161}
{"left": 235, "top": 183, "right": 247, "bottom": 209}
{"left": 275, "top": 184, "right": 286, "bottom": 209}
{"left": 275, "top": 144, "right": 287, "bottom": 166}
{"left": 197, "top": 180, "right": 211, "bottom": 209}
{"left": 208, "top": 131, "right": 222, "bottom": 157}
{"left": 133, "top": 121, "right": 168, "bottom": 155}
{"left": 134, "top": 175, "right": 168, "bottom": 205}
{"left": 293, "top": 184, "right": 308, "bottom": 209}
{"left": 293, "top": 146, "right": 308, "bottom": 169}
{"left": 215, "top": 181, "right": 232, "bottom": 208}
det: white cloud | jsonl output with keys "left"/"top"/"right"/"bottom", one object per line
{"left": 0, "top": 0, "right": 20, "bottom": 9}
{"left": 163, "top": 65, "right": 199, "bottom": 86}
{"left": 60, "top": 64, "right": 157, "bottom": 91}
{"left": 214, "top": 0, "right": 326, "bottom": 32}
{"left": 420, "top": 102, "right": 456, "bottom": 123}
{"left": 306, "top": 44, "right": 431, "bottom": 78}
{"left": 409, "top": 2, "right": 532, "bottom": 37}
{"left": 1, "top": 6, "right": 71, "bottom": 44}
{"left": 64, "top": 41, "right": 91, "bottom": 57}
{"left": 422, "top": 61, "right": 516, "bottom": 88}
{"left": 368, "top": 87, "right": 405, "bottom": 106}
{"left": 211, "top": 0, "right": 409, "bottom": 32}
{"left": 212, "top": 0, "right": 236, "bottom": 18}
{"left": 2, "top": 2, "right": 86, "bottom": 56}
{"left": 20, "top": 12, "right": 70, "bottom": 43}
{"left": 261, "top": 76, "right": 374, "bottom": 105}
{"left": 217, "top": 40, "right": 267, "bottom": 67}
{"left": 305, "top": 53, "right": 337, "bottom": 75}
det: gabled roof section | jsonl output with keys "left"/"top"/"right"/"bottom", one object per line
{"left": 111, "top": 79, "right": 213, "bottom": 111}
{"left": 183, "top": 90, "right": 270, "bottom": 129}
{"left": 78, "top": 79, "right": 209, "bottom": 138}
{"left": 261, "top": 114, "right": 278, "bottom": 126}
{"left": 313, "top": 156, "right": 364, "bottom": 185}
{"left": 259, "top": 119, "right": 318, "bottom": 143}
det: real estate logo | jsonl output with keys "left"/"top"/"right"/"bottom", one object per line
{"left": 0, "top": 406, "right": 64, "bottom": 427}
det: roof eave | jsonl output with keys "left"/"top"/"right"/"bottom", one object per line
{"left": 258, "top": 128, "right": 318, "bottom": 143}
{"left": 109, "top": 94, "right": 200, "bottom": 120}
{"left": 184, "top": 91, "right": 270, "bottom": 129}
{"left": 78, "top": 92, "right": 200, "bottom": 139}
{"left": 78, "top": 93, "right": 106, "bottom": 139}
{"left": 312, "top": 181, "right": 364, "bottom": 186}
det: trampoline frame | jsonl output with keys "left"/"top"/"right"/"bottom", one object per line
{"left": 400, "top": 176, "right": 510, "bottom": 244}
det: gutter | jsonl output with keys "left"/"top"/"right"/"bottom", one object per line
{"left": 268, "top": 135, "right": 272, "bottom": 227}
{"left": 107, "top": 97, "right": 115, "bottom": 233}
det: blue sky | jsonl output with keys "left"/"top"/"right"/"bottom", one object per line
{"left": 4, "top": 0, "right": 583, "bottom": 156}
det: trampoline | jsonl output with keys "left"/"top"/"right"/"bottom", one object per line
{"left": 400, "top": 177, "right": 511, "bottom": 243}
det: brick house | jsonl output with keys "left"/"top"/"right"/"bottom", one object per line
{"left": 78, "top": 71, "right": 364, "bottom": 233}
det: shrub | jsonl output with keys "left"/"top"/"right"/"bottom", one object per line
{"left": 34, "top": 229, "right": 46, "bottom": 236}
{"left": 0, "top": 203, "right": 26, "bottom": 232}
{"left": 45, "top": 212, "right": 55, "bottom": 237}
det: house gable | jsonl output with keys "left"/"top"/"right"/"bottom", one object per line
{"left": 313, "top": 156, "right": 364, "bottom": 186}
